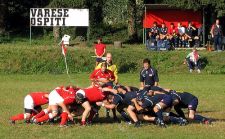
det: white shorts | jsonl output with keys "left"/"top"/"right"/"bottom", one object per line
{"left": 24, "top": 95, "right": 34, "bottom": 109}
{"left": 49, "top": 90, "right": 64, "bottom": 105}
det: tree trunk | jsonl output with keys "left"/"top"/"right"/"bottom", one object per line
{"left": 0, "top": 0, "right": 6, "bottom": 34}
{"left": 127, "top": 0, "right": 138, "bottom": 42}
{"left": 53, "top": 26, "right": 60, "bottom": 43}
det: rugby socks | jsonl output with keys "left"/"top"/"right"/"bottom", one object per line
{"left": 120, "top": 111, "right": 130, "bottom": 122}
{"left": 155, "top": 110, "right": 163, "bottom": 121}
{"left": 194, "top": 115, "right": 206, "bottom": 122}
{"left": 88, "top": 109, "right": 96, "bottom": 122}
{"left": 34, "top": 109, "right": 48, "bottom": 119}
{"left": 60, "top": 112, "right": 68, "bottom": 125}
{"left": 80, "top": 120, "right": 86, "bottom": 126}
{"left": 36, "top": 113, "right": 52, "bottom": 123}
{"left": 169, "top": 112, "right": 179, "bottom": 117}
{"left": 10, "top": 113, "right": 25, "bottom": 121}
{"left": 169, "top": 116, "right": 182, "bottom": 124}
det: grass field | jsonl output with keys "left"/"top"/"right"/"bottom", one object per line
{"left": 0, "top": 73, "right": 225, "bottom": 139}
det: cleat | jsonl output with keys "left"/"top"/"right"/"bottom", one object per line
{"left": 80, "top": 121, "right": 86, "bottom": 126}
{"left": 59, "top": 124, "right": 68, "bottom": 128}
{"left": 9, "top": 120, "right": 15, "bottom": 125}
{"left": 126, "top": 121, "right": 132, "bottom": 125}
{"left": 197, "top": 69, "right": 201, "bottom": 73}
{"left": 202, "top": 118, "right": 212, "bottom": 125}
{"left": 155, "top": 118, "right": 166, "bottom": 128}
{"left": 134, "top": 121, "right": 141, "bottom": 128}
{"left": 179, "top": 118, "right": 188, "bottom": 126}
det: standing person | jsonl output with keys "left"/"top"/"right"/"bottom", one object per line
{"left": 90, "top": 62, "right": 115, "bottom": 87}
{"left": 94, "top": 38, "right": 106, "bottom": 66}
{"left": 95, "top": 53, "right": 118, "bottom": 84}
{"left": 185, "top": 48, "right": 201, "bottom": 73}
{"left": 210, "top": 19, "right": 223, "bottom": 52}
{"left": 140, "top": 58, "right": 159, "bottom": 91}
{"left": 95, "top": 53, "right": 119, "bottom": 118}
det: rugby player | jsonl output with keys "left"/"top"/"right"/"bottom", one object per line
{"left": 10, "top": 92, "right": 49, "bottom": 124}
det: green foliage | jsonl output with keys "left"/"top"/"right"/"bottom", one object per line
{"left": 163, "top": 0, "right": 225, "bottom": 17}
{"left": 0, "top": 44, "right": 225, "bottom": 74}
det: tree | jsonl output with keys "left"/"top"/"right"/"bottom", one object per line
{"left": 0, "top": 0, "right": 6, "bottom": 34}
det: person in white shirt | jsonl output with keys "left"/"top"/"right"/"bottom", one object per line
{"left": 184, "top": 48, "right": 201, "bottom": 73}
{"left": 177, "top": 22, "right": 187, "bottom": 47}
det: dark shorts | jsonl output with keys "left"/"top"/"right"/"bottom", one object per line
{"left": 188, "top": 97, "right": 198, "bottom": 111}
{"left": 140, "top": 109, "right": 156, "bottom": 117}
{"left": 96, "top": 57, "right": 103, "bottom": 62}
{"left": 24, "top": 106, "right": 42, "bottom": 114}
{"left": 160, "top": 95, "right": 173, "bottom": 107}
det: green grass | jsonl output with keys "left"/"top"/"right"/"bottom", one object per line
{"left": 0, "top": 73, "right": 225, "bottom": 139}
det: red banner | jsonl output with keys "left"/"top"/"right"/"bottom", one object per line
{"left": 143, "top": 9, "right": 202, "bottom": 28}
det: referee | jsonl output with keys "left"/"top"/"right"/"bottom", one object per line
{"left": 140, "top": 58, "right": 159, "bottom": 91}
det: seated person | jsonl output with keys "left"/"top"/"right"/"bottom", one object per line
{"left": 146, "top": 31, "right": 157, "bottom": 50}
{"left": 185, "top": 22, "right": 197, "bottom": 47}
{"left": 159, "top": 23, "right": 168, "bottom": 39}
{"left": 177, "top": 22, "right": 187, "bottom": 47}
{"left": 168, "top": 23, "right": 178, "bottom": 48}
{"left": 184, "top": 48, "right": 201, "bottom": 73}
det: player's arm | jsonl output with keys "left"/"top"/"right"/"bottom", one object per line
{"left": 58, "top": 102, "right": 73, "bottom": 120}
{"left": 102, "top": 87, "right": 118, "bottom": 94}
{"left": 90, "top": 70, "right": 96, "bottom": 82}
{"left": 102, "top": 103, "right": 116, "bottom": 109}
{"left": 140, "top": 72, "right": 145, "bottom": 89}
{"left": 131, "top": 98, "right": 143, "bottom": 111}
{"left": 154, "top": 70, "right": 159, "bottom": 86}
{"left": 113, "top": 65, "right": 119, "bottom": 84}
{"left": 110, "top": 71, "right": 115, "bottom": 82}
{"left": 44, "top": 93, "right": 49, "bottom": 98}
{"left": 174, "top": 105, "right": 185, "bottom": 118}
{"left": 210, "top": 25, "right": 214, "bottom": 38}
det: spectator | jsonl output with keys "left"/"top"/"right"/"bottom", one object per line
{"left": 184, "top": 48, "right": 201, "bottom": 73}
{"left": 140, "top": 58, "right": 159, "bottom": 91}
{"left": 210, "top": 19, "right": 223, "bottom": 52}
{"left": 146, "top": 31, "right": 156, "bottom": 50}
{"left": 168, "top": 23, "right": 178, "bottom": 48}
{"left": 177, "top": 22, "right": 186, "bottom": 47}
{"left": 94, "top": 38, "right": 106, "bottom": 66}
{"left": 151, "top": 21, "right": 160, "bottom": 36}
{"left": 159, "top": 23, "right": 168, "bottom": 37}
{"left": 185, "top": 22, "right": 197, "bottom": 47}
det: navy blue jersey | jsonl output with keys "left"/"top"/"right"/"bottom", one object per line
{"left": 170, "top": 91, "right": 197, "bottom": 107}
{"left": 186, "top": 27, "right": 194, "bottom": 37}
{"left": 160, "top": 27, "right": 168, "bottom": 35}
{"left": 123, "top": 91, "right": 138, "bottom": 105}
{"left": 140, "top": 67, "right": 159, "bottom": 87}
{"left": 112, "top": 93, "right": 124, "bottom": 105}
{"left": 141, "top": 94, "right": 164, "bottom": 110}
{"left": 151, "top": 26, "right": 159, "bottom": 33}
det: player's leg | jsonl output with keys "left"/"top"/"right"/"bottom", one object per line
{"left": 127, "top": 105, "right": 140, "bottom": 127}
{"left": 81, "top": 101, "right": 91, "bottom": 126}
{"left": 116, "top": 104, "right": 130, "bottom": 123}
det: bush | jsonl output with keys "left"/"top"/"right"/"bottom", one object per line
{"left": 0, "top": 44, "right": 225, "bottom": 74}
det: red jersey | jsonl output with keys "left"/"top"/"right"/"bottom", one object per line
{"left": 90, "top": 69, "right": 115, "bottom": 81}
{"left": 29, "top": 92, "right": 49, "bottom": 106}
{"left": 55, "top": 87, "right": 76, "bottom": 105}
{"left": 83, "top": 87, "right": 105, "bottom": 103}
{"left": 95, "top": 43, "right": 106, "bottom": 56}
{"left": 168, "top": 27, "right": 178, "bottom": 35}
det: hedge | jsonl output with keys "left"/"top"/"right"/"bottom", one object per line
{"left": 0, "top": 44, "right": 225, "bottom": 74}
